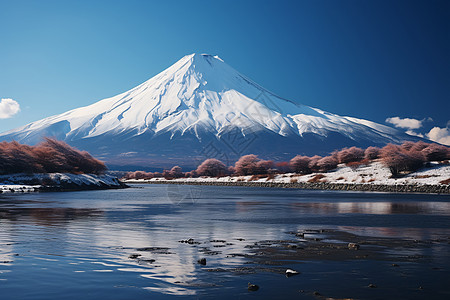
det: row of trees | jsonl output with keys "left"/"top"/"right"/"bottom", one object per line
{"left": 124, "top": 141, "right": 450, "bottom": 180}
{"left": 0, "top": 138, "right": 107, "bottom": 175}
{"left": 289, "top": 142, "right": 450, "bottom": 177}
{"left": 381, "top": 142, "right": 449, "bottom": 177}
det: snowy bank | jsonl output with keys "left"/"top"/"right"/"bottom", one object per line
{"left": 0, "top": 173, "right": 127, "bottom": 193}
{"left": 124, "top": 162, "right": 450, "bottom": 194}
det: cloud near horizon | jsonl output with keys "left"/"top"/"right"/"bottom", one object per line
{"left": 386, "top": 116, "right": 450, "bottom": 145}
{"left": 385, "top": 116, "right": 423, "bottom": 130}
{"left": 427, "top": 125, "right": 450, "bottom": 146}
{"left": 405, "top": 130, "right": 424, "bottom": 138}
{"left": 0, "top": 98, "right": 20, "bottom": 119}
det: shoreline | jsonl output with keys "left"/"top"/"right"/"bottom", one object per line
{"left": 125, "top": 179, "right": 450, "bottom": 194}
{"left": 0, "top": 173, "right": 128, "bottom": 193}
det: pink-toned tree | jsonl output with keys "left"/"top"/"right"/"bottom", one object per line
{"left": 316, "top": 156, "right": 338, "bottom": 172}
{"left": 40, "top": 138, "right": 106, "bottom": 174}
{"left": 337, "top": 147, "right": 365, "bottom": 164}
{"left": 134, "top": 171, "right": 149, "bottom": 180}
{"left": 422, "top": 143, "right": 450, "bottom": 161}
{"left": 0, "top": 141, "right": 40, "bottom": 174}
{"left": 411, "top": 141, "right": 430, "bottom": 152}
{"left": 364, "top": 146, "right": 380, "bottom": 160}
{"left": 380, "top": 144, "right": 425, "bottom": 177}
{"left": 33, "top": 144, "right": 69, "bottom": 173}
{"left": 184, "top": 170, "right": 197, "bottom": 178}
{"left": 255, "top": 160, "right": 274, "bottom": 174}
{"left": 275, "top": 161, "right": 290, "bottom": 173}
{"left": 0, "top": 139, "right": 106, "bottom": 175}
{"left": 169, "top": 166, "right": 184, "bottom": 178}
{"left": 234, "top": 154, "right": 259, "bottom": 175}
{"left": 123, "top": 171, "right": 154, "bottom": 180}
{"left": 308, "top": 155, "right": 322, "bottom": 172}
{"left": 289, "top": 155, "right": 311, "bottom": 174}
{"left": 196, "top": 158, "right": 227, "bottom": 177}
{"left": 152, "top": 172, "right": 163, "bottom": 178}
{"left": 162, "top": 169, "right": 172, "bottom": 179}
{"left": 400, "top": 141, "right": 417, "bottom": 151}
{"left": 228, "top": 166, "right": 236, "bottom": 175}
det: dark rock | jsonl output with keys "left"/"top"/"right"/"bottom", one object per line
{"left": 136, "top": 247, "right": 172, "bottom": 254}
{"left": 179, "top": 238, "right": 200, "bottom": 245}
{"left": 313, "top": 291, "right": 321, "bottom": 296}
{"left": 198, "top": 258, "right": 206, "bottom": 265}
{"left": 392, "top": 263, "right": 399, "bottom": 267}
{"left": 129, "top": 254, "right": 141, "bottom": 259}
{"left": 206, "top": 268, "right": 227, "bottom": 272}
{"left": 348, "top": 243, "right": 360, "bottom": 250}
{"left": 199, "top": 248, "right": 221, "bottom": 255}
{"left": 368, "top": 283, "right": 377, "bottom": 288}
{"left": 248, "top": 282, "right": 259, "bottom": 291}
{"left": 139, "top": 259, "right": 155, "bottom": 264}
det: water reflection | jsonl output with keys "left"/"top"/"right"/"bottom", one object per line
{"left": 0, "top": 186, "right": 449, "bottom": 298}
{"left": 0, "top": 207, "right": 103, "bottom": 225}
{"left": 289, "top": 201, "right": 450, "bottom": 215}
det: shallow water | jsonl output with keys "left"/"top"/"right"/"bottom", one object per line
{"left": 1, "top": 185, "right": 449, "bottom": 299}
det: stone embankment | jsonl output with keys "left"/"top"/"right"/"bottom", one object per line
{"left": 130, "top": 180, "right": 450, "bottom": 194}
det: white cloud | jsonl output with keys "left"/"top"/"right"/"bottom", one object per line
{"left": 427, "top": 126, "right": 450, "bottom": 146}
{"left": 0, "top": 98, "right": 20, "bottom": 119}
{"left": 385, "top": 116, "right": 423, "bottom": 130}
{"left": 405, "top": 130, "right": 424, "bottom": 138}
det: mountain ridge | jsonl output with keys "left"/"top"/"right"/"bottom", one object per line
{"left": 0, "top": 53, "right": 421, "bottom": 168}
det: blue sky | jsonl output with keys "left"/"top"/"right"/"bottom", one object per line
{"left": 1, "top": 0, "right": 449, "bottom": 142}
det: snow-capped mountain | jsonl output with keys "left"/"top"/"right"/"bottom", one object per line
{"left": 0, "top": 53, "right": 419, "bottom": 168}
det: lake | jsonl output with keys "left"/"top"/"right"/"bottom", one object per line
{"left": 1, "top": 184, "right": 449, "bottom": 299}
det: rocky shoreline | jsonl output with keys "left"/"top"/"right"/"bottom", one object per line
{"left": 37, "top": 180, "right": 128, "bottom": 192}
{"left": 127, "top": 179, "right": 450, "bottom": 194}
{"left": 0, "top": 173, "right": 128, "bottom": 193}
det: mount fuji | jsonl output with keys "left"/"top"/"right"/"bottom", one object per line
{"left": 0, "top": 53, "right": 420, "bottom": 168}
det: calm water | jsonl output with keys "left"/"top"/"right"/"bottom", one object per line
{"left": 1, "top": 184, "right": 449, "bottom": 299}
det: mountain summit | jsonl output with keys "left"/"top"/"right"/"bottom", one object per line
{"left": 0, "top": 53, "right": 419, "bottom": 167}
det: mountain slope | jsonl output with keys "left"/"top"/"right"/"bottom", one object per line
{"left": 0, "top": 53, "right": 419, "bottom": 168}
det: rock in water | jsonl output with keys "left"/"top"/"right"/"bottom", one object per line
{"left": 348, "top": 243, "right": 360, "bottom": 250}
{"left": 248, "top": 282, "right": 259, "bottom": 291}
{"left": 197, "top": 258, "right": 206, "bottom": 265}
{"left": 286, "top": 268, "right": 300, "bottom": 277}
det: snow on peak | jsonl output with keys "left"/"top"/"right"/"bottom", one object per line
{"left": 0, "top": 52, "right": 416, "bottom": 150}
